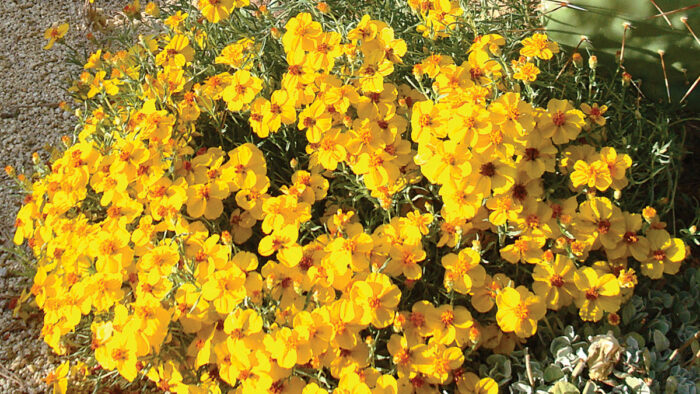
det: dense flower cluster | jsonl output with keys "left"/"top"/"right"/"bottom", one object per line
{"left": 17, "top": 1, "right": 688, "bottom": 393}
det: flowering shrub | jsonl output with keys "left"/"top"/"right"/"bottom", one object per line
{"left": 10, "top": 0, "right": 695, "bottom": 392}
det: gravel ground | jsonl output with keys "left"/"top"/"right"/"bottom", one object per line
{"left": 0, "top": 1, "right": 136, "bottom": 392}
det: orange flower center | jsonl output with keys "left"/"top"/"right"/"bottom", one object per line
{"left": 550, "top": 274, "right": 564, "bottom": 287}
{"left": 552, "top": 111, "right": 566, "bottom": 126}
{"left": 410, "top": 312, "right": 425, "bottom": 327}
{"left": 514, "top": 303, "right": 529, "bottom": 319}
{"left": 419, "top": 114, "right": 433, "bottom": 127}
{"left": 440, "top": 310, "right": 454, "bottom": 326}
{"left": 197, "top": 185, "right": 210, "bottom": 199}
{"left": 303, "top": 117, "right": 316, "bottom": 128}
{"left": 507, "top": 107, "right": 521, "bottom": 121}
{"left": 652, "top": 249, "right": 666, "bottom": 261}
{"left": 623, "top": 231, "right": 638, "bottom": 244}
{"left": 585, "top": 287, "right": 599, "bottom": 300}
{"left": 395, "top": 348, "right": 411, "bottom": 365}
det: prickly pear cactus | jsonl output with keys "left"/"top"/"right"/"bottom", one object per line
{"left": 544, "top": 0, "right": 699, "bottom": 108}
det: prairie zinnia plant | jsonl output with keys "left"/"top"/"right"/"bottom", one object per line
{"left": 12, "top": 1, "right": 694, "bottom": 392}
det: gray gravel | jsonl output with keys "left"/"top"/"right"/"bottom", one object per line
{"left": 0, "top": 1, "right": 158, "bottom": 392}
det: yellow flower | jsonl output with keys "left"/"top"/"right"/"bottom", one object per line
{"left": 570, "top": 159, "right": 612, "bottom": 191}
{"left": 282, "top": 12, "right": 322, "bottom": 53}
{"left": 215, "top": 38, "right": 255, "bottom": 69}
{"left": 201, "top": 266, "right": 246, "bottom": 314}
{"left": 265, "top": 326, "right": 312, "bottom": 368}
{"left": 146, "top": 361, "right": 186, "bottom": 392}
{"left": 513, "top": 62, "right": 540, "bottom": 82}
{"left": 427, "top": 304, "right": 474, "bottom": 347}
{"left": 540, "top": 98, "right": 585, "bottom": 144}
{"left": 298, "top": 99, "right": 333, "bottom": 143}
{"left": 186, "top": 181, "right": 228, "bottom": 219}
{"left": 581, "top": 103, "right": 608, "bottom": 126}
{"left": 520, "top": 33, "right": 559, "bottom": 60}
{"left": 155, "top": 35, "right": 194, "bottom": 69}
{"left": 500, "top": 235, "right": 545, "bottom": 264}
{"left": 574, "top": 267, "right": 621, "bottom": 322}
{"left": 198, "top": 0, "right": 235, "bottom": 23}
{"left": 573, "top": 196, "right": 625, "bottom": 251}
{"left": 385, "top": 241, "right": 425, "bottom": 280}
{"left": 532, "top": 254, "right": 579, "bottom": 310}
{"left": 441, "top": 248, "right": 486, "bottom": 294}
{"left": 641, "top": 229, "right": 686, "bottom": 278}
{"left": 222, "top": 69, "right": 263, "bottom": 112}
{"left": 97, "top": 330, "right": 138, "bottom": 381}
{"left": 387, "top": 334, "right": 428, "bottom": 378}
{"left": 258, "top": 224, "right": 303, "bottom": 267}
{"left": 164, "top": 11, "right": 188, "bottom": 31}
{"left": 488, "top": 92, "right": 535, "bottom": 137}
{"left": 44, "top": 23, "right": 69, "bottom": 50}
{"left": 496, "top": 286, "right": 546, "bottom": 338}
{"left": 351, "top": 273, "right": 401, "bottom": 328}
{"left": 598, "top": 147, "right": 632, "bottom": 191}
{"left": 44, "top": 361, "right": 69, "bottom": 394}
{"left": 420, "top": 343, "right": 464, "bottom": 385}
{"left": 144, "top": 2, "right": 159, "bottom": 17}
{"left": 455, "top": 371, "right": 498, "bottom": 394}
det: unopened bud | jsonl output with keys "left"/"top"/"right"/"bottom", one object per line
{"left": 607, "top": 312, "right": 620, "bottom": 326}
{"left": 572, "top": 52, "right": 583, "bottom": 68}
{"left": 642, "top": 206, "right": 657, "bottom": 221}
{"left": 316, "top": 2, "right": 330, "bottom": 13}
{"left": 621, "top": 72, "right": 632, "bottom": 87}
{"left": 589, "top": 55, "right": 598, "bottom": 70}
{"left": 220, "top": 231, "right": 232, "bottom": 245}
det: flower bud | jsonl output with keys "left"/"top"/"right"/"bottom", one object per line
{"left": 220, "top": 231, "right": 232, "bottom": 245}
{"left": 642, "top": 206, "right": 656, "bottom": 221}
{"left": 588, "top": 55, "right": 598, "bottom": 70}
{"left": 572, "top": 52, "right": 583, "bottom": 68}
{"left": 622, "top": 72, "right": 632, "bottom": 87}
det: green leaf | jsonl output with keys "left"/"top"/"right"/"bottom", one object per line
{"left": 544, "top": 365, "right": 565, "bottom": 382}
{"left": 625, "top": 376, "right": 651, "bottom": 394}
{"left": 549, "top": 381, "right": 580, "bottom": 394}
{"left": 621, "top": 301, "right": 636, "bottom": 325}
{"left": 653, "top": 329, "right": 670, "bottom": 352}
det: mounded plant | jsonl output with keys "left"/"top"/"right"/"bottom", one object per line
{"left": 6, "top": 0, "right": 697, "bottom": 392}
